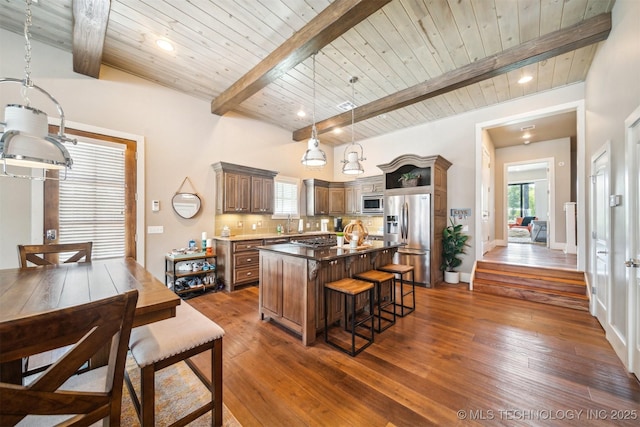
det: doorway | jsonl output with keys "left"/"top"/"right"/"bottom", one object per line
{"left": 475, "top": 101, "right": 585, "bottom": 272}
{"left": 505, "top": 161, "right": 550, "bottom": 247}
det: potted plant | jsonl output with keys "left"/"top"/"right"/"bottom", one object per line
{"left": 398, "top": 172, "right": 420, "bottom": 187}
{"left": 440, "top": 218, "right": 470, "bottom": 284}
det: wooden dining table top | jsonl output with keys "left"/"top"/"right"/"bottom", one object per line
{"left": 0, "top": 257, "right": 181, "bottom": 328}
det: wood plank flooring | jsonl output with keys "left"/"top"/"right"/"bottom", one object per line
{"left": 482, "top": 243, "right": 578, "bottom": 270}
{"left": 187, "top": 283, "right": 639, "bottom": 426}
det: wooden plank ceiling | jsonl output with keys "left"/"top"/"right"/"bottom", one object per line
{"left": 0, "top": 0, "right": 615, "bottom": 147}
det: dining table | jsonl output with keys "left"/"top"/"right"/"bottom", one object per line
{"left": 0, "top": 257, "right": 181, "bottom": 384}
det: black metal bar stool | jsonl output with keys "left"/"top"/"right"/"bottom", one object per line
{"left": 353, "top": 270, "right": 396, "bottom": 332}
{"left": 324, "top": 278, "right": 375, "bottom": 356}
{"left": 378, "top": 263, "right": 415, "bottom": 317}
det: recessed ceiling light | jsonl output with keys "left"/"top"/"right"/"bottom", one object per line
{"left": 334, "top": 128, "right": 343, "bottom": 134}
{"left": 522, "top": 132, "right": 532, "bottom": 139}
{"left": 523, "top": 140, "right": 531, "bottom": 145}
{"left": 156, "top": 39, "right": 174, "bottom": 52}
{"left": 337, "top": 101, "right": 356, "bottom": 111}
{"left": 297, "top": 110, "right": 306, "bottom": 117}
{"left": 518, "top": 75, "right": 533, "bottom": 84}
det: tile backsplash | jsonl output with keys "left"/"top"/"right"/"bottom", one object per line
{"left": 214, "top": 214, "right": 383, "bottom": 236}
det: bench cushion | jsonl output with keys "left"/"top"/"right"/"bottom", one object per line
{"left": 129, "top": 303, "right": 225, "bottom": 367}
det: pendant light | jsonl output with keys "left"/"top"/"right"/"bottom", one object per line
{"left": 0, "top": 0, "right": 75, "bottom": 180}
{"left": 300, "top": 54, "right": 326, "bottom": 168}
{"left": 341, "top": 76, "right": 365, "bottom": 175}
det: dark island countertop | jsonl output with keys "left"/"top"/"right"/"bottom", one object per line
{"left": 257, "top": 240, "right": 403, "bottom": 262}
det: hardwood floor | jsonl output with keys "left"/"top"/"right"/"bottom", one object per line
{"left": 187, "top": 284, "right": 639, "bottom": 426}
{"left": 482, "top": 243, "right": 578, "bottom": 270}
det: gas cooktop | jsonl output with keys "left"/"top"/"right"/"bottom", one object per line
{"left": 290, "top": 236, "right": 337, "bottom": 248}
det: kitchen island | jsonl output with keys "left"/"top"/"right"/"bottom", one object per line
{"left": 258, "top": 241, "right": 402, "bottom": 345}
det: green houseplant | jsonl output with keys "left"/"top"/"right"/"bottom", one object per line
{"left": 440, "top": 218, "right": 470, "bottom": 283}
{"left": 398, "top": 172, "right": 420, "bottom": 187}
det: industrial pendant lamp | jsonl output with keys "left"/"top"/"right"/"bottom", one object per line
{"left": 0, "top": 0, "right": 75, "bottom": 180}
{"left": 300, "top": 54, "right": 326, "bottom": 168}
{"left": 341, "top": 76, "right": 365, "bottom": 175}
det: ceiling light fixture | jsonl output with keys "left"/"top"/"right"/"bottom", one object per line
{"left": 0, "top": 0, "right": 75, "bottom": 180}
{"left": 341, "top": 76, "right": 365, "bottom": 175}
{"left": 301, "top": 54, "right": 326, "bottom": 168}
{"left": 156, "top": 39, "right": 174, "bottom": 52}
{"left": 518, "top": 75, "right": 533, "bottom": 84}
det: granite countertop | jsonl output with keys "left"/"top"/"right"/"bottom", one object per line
{"left": 257, "top": 240, "right": 402, "bottom": 262}
{"left": 213, "top": 231, "right": 332, "bottom": 242}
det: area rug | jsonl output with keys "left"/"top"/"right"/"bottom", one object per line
{"left": 121, "top": 353, "right": 241, "bottom": 426}
{"left": 508, "top": 227, "right": 532, "bottom": 244}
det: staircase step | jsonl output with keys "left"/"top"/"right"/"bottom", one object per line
{"left": 473, "top": 279, "right": 589, "bottom": 311}
{"left": 476, "top": 261, "right": 585, "bottom": 282}
{"left": 475, "top": 268, "right": 586, "bottom": 295}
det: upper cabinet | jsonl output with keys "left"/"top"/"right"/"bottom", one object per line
{"left": 251, "top": 176, "right": 274, "bottom": 213}
{"left": 212, "top": 162, "right": 278, "bottom": 214}
{"left": 328, "top": 183, "right": 345, "bottom": 215}
{"left": 304, "top": 179, "right": 330, "bottom": 216}
{"left": 344, "top": 182, "right": 361, "bottom": 215}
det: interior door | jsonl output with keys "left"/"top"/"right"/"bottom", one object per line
{"left": 626, "top": 109, "right": 640, "bottom": 377}
{"left": 591, "top": 148, "right": 610, "bottom": 327}
{"left": 481, "top": 147, "right": 491, "bottom": 253}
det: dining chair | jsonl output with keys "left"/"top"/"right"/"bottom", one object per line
{"left": 0, "top": 289, "right": 138, "bottom": 427}
{"left": 16, "top": 242, "right": 94, "bottom": 377}
{"left": 18, "top": 242, "right": 93, "bottom": 268}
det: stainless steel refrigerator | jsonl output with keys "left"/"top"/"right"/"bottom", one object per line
{"left": 384, "top": 192, "right": 431, "bottom": 286}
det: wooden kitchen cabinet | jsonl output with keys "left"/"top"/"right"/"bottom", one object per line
{"left": 214, "top": 238, "right": 263, "bottom": 291}
{"left": 251, "top": 176, "right": 274, "bottom": 213}
{"left": 304, "top": 179, "right": 330, "bottom": 216}
{"left": 212, "top": 162, "right": 277, "bottom": 214}
{"left": 328, "top": 185, "right": 345, "bottom": 215}
{"left": 344, "top": 182, "right": 362, "bottom": 215}
{"left": 224, "top": 172, "right": 250, "bottom": 213}
{"left": 259, "top": 251, "right": 306, "bottom": 333}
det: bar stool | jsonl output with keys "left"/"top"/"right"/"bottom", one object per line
{"left": 378, "top": 263, "right": 416, "bottom": 317}
{"left": 324, "top": 278, "right": 375, "bottom": 356}
{"left": 353, "top": 270, "right": 396, "bottom": 332}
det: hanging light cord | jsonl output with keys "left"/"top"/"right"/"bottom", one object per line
{"left": 311, "top": 54, "right": 318, "bottom": 141}
{"left": 22, "top": 0, "right": 34, "bottom": 104}
{"left": 350, "top": 76, "right": 356, "bottom": 145}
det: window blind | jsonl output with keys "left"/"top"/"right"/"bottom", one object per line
{"left": 58, "top": 140, "right": 126, "bottom": 260}
{"left": 273, "top": 176, "right": 299, "bottom": 218}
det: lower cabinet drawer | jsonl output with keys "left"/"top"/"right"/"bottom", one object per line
{"left": 234, "top": 251, "right": 259, "bottom": 267}
{"left": 234, "top": 265, "right": 259, "bottom": 284}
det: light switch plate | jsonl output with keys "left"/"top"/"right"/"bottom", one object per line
{"left": 147, "top": 226, "right": 164, "bottom": 234}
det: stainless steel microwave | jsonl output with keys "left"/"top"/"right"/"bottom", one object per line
{"left": 361, "top": 193, "right": 384, "bottom": 214}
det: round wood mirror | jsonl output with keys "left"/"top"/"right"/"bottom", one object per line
{"left": 172, "top": 193, "right": 201, "bottom": 219}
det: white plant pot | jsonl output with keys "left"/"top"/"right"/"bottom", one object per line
{"left": 444, "top": 271, "right": 460, "bottom": 284}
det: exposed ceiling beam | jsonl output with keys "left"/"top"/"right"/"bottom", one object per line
{"left": 210, "top": 0, "right": 392, "bottom": 116}
{"left": 293, "top": 12, "right": 611, "bottom": 142}
{"left": 72, "top": 0, "right": 111, "bottom": 78}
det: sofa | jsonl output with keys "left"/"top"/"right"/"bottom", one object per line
{"left": 508, "top": 216, "right": 537, "bottom": 233}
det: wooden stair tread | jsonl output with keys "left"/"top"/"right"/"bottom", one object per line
{"left": 475, "top": 261, "right": 584, "bottom": 281}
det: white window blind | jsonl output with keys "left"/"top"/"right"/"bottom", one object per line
{"left": 273, "top": 176, "right": 300, "bottom": 218}
{"left": 58, "top": 139, "right": 125, "bottom": 260}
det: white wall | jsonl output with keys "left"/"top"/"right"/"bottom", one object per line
{"left": 584, "top": 0, "right": 640, "bottom": 362}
